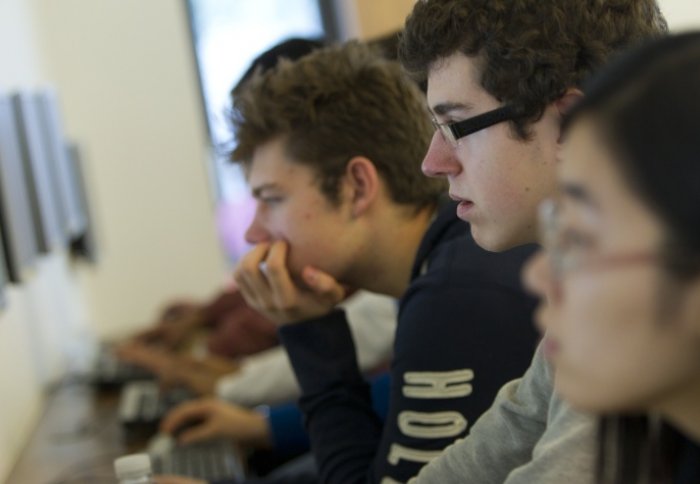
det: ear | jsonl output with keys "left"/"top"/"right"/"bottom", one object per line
{"left": 343, "top": 156, "right": 380, "bottom": 218}
{"left": 554, "top": 88, "right": 584, "bottom": 145}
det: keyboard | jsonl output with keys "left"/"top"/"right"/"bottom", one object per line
{"left": 119, "top": 381, "right": 193, "bottom": 427}
{"left": 151, "top": 438, "right": 245, "bottom": 482}
{"left": 117, "top": 381, "right": 195, "bottom": 444}
{"left": 92, "top": 345, "right": 154, "bottom": 388}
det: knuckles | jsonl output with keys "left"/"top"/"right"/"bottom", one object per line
{"left": 237, "top": 258, "right": 262, "bottom": 276}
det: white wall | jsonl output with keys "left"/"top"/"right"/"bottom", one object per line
{"left": 663, "top": 0, "right": 700, "bottom": 31}
{"left": 334, "top": 0, "right": 417, "bottom": 40}
{"left": 0, "top": 0, "right": 226, "bottom": 481}
{"left": 33, "top": 0, "right": 226, "bottom": 339}
{"left": 0, "top": 1, "right": 92, "bottom": 480}
{"left": 338, "top": 0, "right": 700, "bottom": 39}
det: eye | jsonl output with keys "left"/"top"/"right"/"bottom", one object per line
{"left": 260, "top": 196, "right": 284, "bottom": 206}
{"left": 559, "top": 228, "right": 595, "bottom": 251}
{"left": 441, "top": 118, "right": 460, "bottom": 126}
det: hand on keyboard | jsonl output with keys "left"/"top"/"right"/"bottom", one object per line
{"left": 150, "top": 439, "right": 243, "bottom": 482}
{"left": 153, "top": 476, "right": 207, "bottom": 484}
{"left": 161, "top": 398, "right": 271, "bottom": 448}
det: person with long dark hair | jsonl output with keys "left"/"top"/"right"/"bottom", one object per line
{"left": 525, "top": 32, "right": 700, "bottom": 484}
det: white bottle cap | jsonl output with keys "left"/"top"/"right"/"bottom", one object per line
{"left": 114, "top": 453, "right": 152, "bottom": 479}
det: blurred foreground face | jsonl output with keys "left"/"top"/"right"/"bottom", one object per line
{"left": 525, "top": 117, "right": 700, "bottom": 413}
{"left": 243, "top": 137, "right": 360, "bottom": 284}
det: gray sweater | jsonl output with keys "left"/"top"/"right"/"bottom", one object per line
{"left": 408, "top": 343, "right": 596, "bottom": 484}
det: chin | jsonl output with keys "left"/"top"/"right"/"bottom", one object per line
{"left": 556, "top": 375, "right": 635, "bottom": 414}
{"left": 477, "top": 223, "right": 538, "bottom": 253}
{"left": 471, "top": 227, "right": 515, "bottom": 253}
{"left": 556, "top": 380, "right": 603, "bottom": 412}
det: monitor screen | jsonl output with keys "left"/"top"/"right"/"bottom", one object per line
{"left": 65, "top": 143, "right": 98, "bottom": 263}
{"left": 0, "top": 217, "right": 9, "bottom": 305}
{"left": 36, "top": 88, "right": 86, "bottom": 238}
{"left": 12, "top": 90, "right": 66, "bottom": 253}
{"left": 0, "top": 92, "right": 39, "bottom": 282}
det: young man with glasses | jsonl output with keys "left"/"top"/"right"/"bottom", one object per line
{"left": 391, "top": 0, "right": 668, "bottom": 483}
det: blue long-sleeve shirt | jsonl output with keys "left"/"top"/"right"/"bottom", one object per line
{"left": 264, "top": 372, "right": 392, "bottom": 455}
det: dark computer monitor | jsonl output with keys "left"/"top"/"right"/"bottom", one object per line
{"left": 0, "top": 219, "right": 9, "bottom": 305}
{"left": 12, "top": 90, "right": 66, "bottom": 253}
{"left": 65, "top": 143, "right": 98, "bottom": 262}
{"left": 36, "top": 88, "right": 87, "bottom": 239}
{"left": 0, "top": 229, "right": 9, "bottom": 305}
{"left": 0, "top": 188, "right": 10, "bottom": 302}
{"left": 0, "top": 92, "right": 40, "bottom": 283}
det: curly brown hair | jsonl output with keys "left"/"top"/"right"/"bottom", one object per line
{"left": 399, "top": 0, "right": 668, "bottom": 138}
{"left": 230, "top": 41, "right": 445, "bottom": 210}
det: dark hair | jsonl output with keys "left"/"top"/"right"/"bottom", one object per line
{"left": 230, "top": 41, "right": 444, "bottom": 210}
{"left": 564, "top": 31, "right": 700, "bottom": 484}
{"left": 398, "top": 0, "right": 667, "bottom": 139}
{"left": 231, "top": 37, "right": 326, "bottom": 97}
{"left": 568, "top": 31, "right": 700, "bottom": 281}
{"left": 367, "top": 30, "right": 401, "bottom": 62}
{"left": 596, "top": 415, "right": 684, "bottom": 484}
{"left": 223, "top": 38, "right": 326, "bottom": 160}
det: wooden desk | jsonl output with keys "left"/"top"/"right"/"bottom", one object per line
{"left": 6, "top": 382, "right": 151, "bottom": 484}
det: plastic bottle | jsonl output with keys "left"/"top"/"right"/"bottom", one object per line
{"left": 114, "top": 453, "right": 154, "bottom": 484}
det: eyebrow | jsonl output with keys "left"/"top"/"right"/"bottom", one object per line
{"left": 431, "top": 101, "right": 475, "bottom": 117}
{"left": 251, "top": 183, "right": 281, "bottom": 199}
{"left": 560, "top": 182, "right": 599, "bottom": 210}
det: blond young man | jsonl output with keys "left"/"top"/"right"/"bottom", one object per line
{"left": 230, "top": 41, "right": 539, "bottom": 483}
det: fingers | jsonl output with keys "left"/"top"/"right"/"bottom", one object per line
{"left": 116, "top": 343, "right": 172, "bottom": 374}
{"left": 131, "top": 326, "right": 163, "bottom": 345}
{"left": 158, "top": 364, "right": 186, "bottom": 393}
{"left": 234, "top": 242, "right": 273, "bottom": 309}
{"left": 265, "top": 241, "right": 300, "bottom": 310}
{"left": 302, "top": 266, "right": 346, "bottom": 303}
{"left": 235, "top": 241, "right": 298, "bottom": 319}
{"left": 160, "top": 400, "right": 212, "bottom": 436}
{"left": 178, "top": 366, "right": 217, "bottom": 396}
{"left": 178, "top": 354, "right": 203, "bottom": 369}
{"left": 177, "top": 418, "right": 218, "bottom": 445}
{"left": 153, "top": 475, "right": 207, "bottom": 484}
{"left": 196, "top": 354, "right": 239, "bottom": 374}
{"left": 160, "top": 300, "right": 197, "bottom": 322}
{"left": 235, "top": 241, "right": 344, "bottom": 323}
{"left": 114, "top": 341, "right": 140, "bottom": 361}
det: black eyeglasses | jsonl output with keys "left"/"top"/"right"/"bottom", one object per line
{"left": 432, "top": 105, "right": 518, "bottom": 147}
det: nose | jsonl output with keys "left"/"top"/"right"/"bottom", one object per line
{"left": 523, "top": 249, "right": 561, "bottom": 305}
{"left": 244, "top": 209, "right": 271, "bottom": 245}
{"left": 421, "top": 131, "right": 462, "bottom": 178}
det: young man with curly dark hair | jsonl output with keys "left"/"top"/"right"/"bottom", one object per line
{"left": 392, "top": 0, "right": 667, "bottom": 483}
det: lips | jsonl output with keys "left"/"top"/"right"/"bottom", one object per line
{"left": 449, "top": 193, "right": 475, "bottom": 220}
{"left": 456, "top": 200, "right": 475, "bottom": 220}
{"left": 542, "top": 335, "right": 561, "bottom": 359}
{"left": 448, "top": 193, "right": 470, "bottom": 203}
